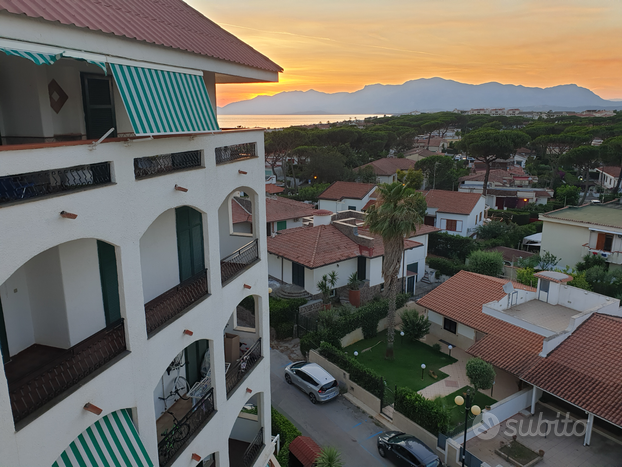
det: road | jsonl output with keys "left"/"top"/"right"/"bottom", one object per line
{"left": 270, "top": 348, "right": 392, "bottom": 467}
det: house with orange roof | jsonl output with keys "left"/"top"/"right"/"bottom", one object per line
{"left": 420, "top": 189, "right": 486, "bottom": 237}
{"left": 317, "top": 181, "right": 377, "bottom": 213}
{"left": 596, "top": 166, "right": 621, "bottom": 190}
{"left": 355, "top": 157, "right": 417, "bottom": 184}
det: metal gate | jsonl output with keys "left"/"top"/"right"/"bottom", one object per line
{"left": 380, "top": 382, "right": 395, "bottom": 420}
{"left": 295, "top": 312, "right": 318, "bottom": 338}
{"left": 460, "top": 447, "right": 483, "bottom": 467}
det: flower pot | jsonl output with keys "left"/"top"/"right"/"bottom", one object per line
{"left": 322, "top": 303, "right": 332, "bottom": 311}
{"left": 349, "top": 289, "right": 361, "bottom": 307}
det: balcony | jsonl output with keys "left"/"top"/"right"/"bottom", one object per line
{"left": 0, "top": 162, "right": 112, "bottom": 206}
{"left": 215, "top": 143, "right": 257, "bottom": 165}
{"left": 221, "top": 239, "right": 259, "bottom": 285}
{"left": 6, "top": 319, "right": 127, "bottom": 425}
{"left": 230, "top": 427, "right": 264, "bottom": 467}
{"left": 134, "top": 150, "right": 202, "bottom": 179}
{"left": 145, "top": 270, "right": 209, "bottom": 336}
{"left": 157, "top": 388, "right": 215, "bottom": 467}
{"left": 226, "top": 338, "right": 262, "bottom": 398}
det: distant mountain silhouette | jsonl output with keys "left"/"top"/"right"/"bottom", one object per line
{"left": 218, "top": 78, "right": 618, "bottom": 114}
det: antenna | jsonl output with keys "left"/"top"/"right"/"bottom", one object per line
{"left": 502, "top": 282, "right": 515, "bottom": 295}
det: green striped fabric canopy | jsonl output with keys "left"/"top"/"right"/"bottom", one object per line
{"left": 0, "top": 47, "right": 61, "bottom": 66}
{"left": 110, "top": 63, "right": 220, "bottom": 136}
{"left": 52, "top": 409, "right": 153, "bottom": 467}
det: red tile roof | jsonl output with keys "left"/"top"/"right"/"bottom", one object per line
{"left": 265, "top": 184, "right": 285, "bottom": 194}
{"left": 318, "top": 182, "right": 376, "bottom": 201}
{"left": 289, "top": 437, "right": 321, "bottom": 467}
{"left": 410, "top": 224, "right": 441, "bottom": 237}
{"left": 459, "top": 170, "right": 513, "bottom": 184}
{"left": 420, "top": 189, "right": 483, "bottom": 215}
{"left": 231, "top": 198, "right": 251, "bottom": 224}
{"left": 0, "top": 0, "right": 282, "bottom": 73}
{"left": 521, "top": 314, "right": 622, "bottom": 427}
{"left": 266, "top": 197, "right": 316, "bottom": 223}
{"left": 417, "top": 270, "right": 541, "bottom": 375}
{"left": 597, "top": 166, "right": 621, "bottom": 178}
{"left": 358, "top": 158, "right": 416, "bottom": 176}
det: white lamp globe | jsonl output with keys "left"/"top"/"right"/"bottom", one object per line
{"left": 454, "top": 395, "right": 464, "bottom": 406}
{"left": 354, "top": 351, "right": 359, "bottom": 357}
{"left": 471, "top": 405, "right": 482, "bottom": 416}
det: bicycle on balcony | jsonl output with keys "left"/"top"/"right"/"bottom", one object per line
{"left": 159, "top": 410, "right": 191, "bottom": 459}
{"left": 159, "top": 353, "right": 190, "bottom": 410}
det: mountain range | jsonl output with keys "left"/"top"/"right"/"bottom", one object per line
{"left": 218, "top": 78, "right": 619, "bottom": 115}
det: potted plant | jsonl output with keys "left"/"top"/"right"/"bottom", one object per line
{"left": 317, "top": 271, "right": 338, "bottom": 310}
{"left": 347, "top": 272, "right": 361, "bottom": 307}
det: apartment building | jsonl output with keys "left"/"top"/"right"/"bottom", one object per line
{"left": 0, "top": 2, "right": 281, "bottom": 466}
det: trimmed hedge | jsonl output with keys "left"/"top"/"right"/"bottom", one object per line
{"left": 395, "top": 387, "right": 450, "bottom": 434}
{"left": 272, "top": 406, "right": 301, "bottom": 467}
{"left": 427, "top": 257, "right": 466, "bottom": 277}
{"left": 270, "top": 297, "right": 308, "bottom": 339}
{"left": 428, "top": 231, "right": 478, "bottom": 262}
{"left": 319, "top": 342, "right": 384, "bottom": 399}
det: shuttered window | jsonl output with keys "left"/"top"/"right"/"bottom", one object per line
{"left": 81, "top": 74, "right": 117, "bottom": 140}
{"left": 176, "top": 207, "right": 205, "bottom": 282}
{"left": 446, "top": 219, "right": 458, "bottom": 231}
{"left": 277, "top": 221, "right": 287, "bottom": 231}
{"left": 97, "top": 241, "right": 121, "bottom": 325}
{"left": 185, "top": 340, "right": 209, "bottom": 388}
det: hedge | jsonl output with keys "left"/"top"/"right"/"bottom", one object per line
{"left": 319, "top": 342, "right": 384, "bottom": 399}
{"left": 427, "top": 257, "right": 466, "bottom": 277}
{"left": 272, "top": 406, "right": 302, "bottom": 467}
{"left": 428, "top": 231, "right": 478, "bottom": 262}
{"left": 395, "top": 387, "right": 450, "bottom": 435}
{"left": 270, "top": 297, "right": 308, "bottom": 339}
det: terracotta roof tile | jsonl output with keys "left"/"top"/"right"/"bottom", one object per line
{"left": 420, "top": 189, "right": 483, "bottom": 215}
{"left": 265, "top": 184, "right": 285, "bottom": 194}
{"left": 231, "top": 198, "right": 251, "bottom": 224}
{"left": 318, "top": 182, "right": 376, "bottom": 201}
{"left": 289, "top": 437, "right": 321, "bottom": 467}
{"left": 358, "top": 158, "right": 416, "bottom": 176}
{"left": 410, "top": 224, "right": 441, "bottom": 237}
{"left": 0, "top": 0, "right": 282, "bottom": 73}
{"left": 266, "top": 197, "right": 316, "bottom": 223}
{"left": 521, "top": 314, "right": 622, "bottom": 427}
{"left": 597, "top": 166, "right": 621, "bottom": 178}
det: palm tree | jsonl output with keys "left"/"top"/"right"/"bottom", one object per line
{"left": 364, "top": 182, "right": 427, "bottom": 359}
{"left": 315, "top": 446, "right": 343, "bottom": 467}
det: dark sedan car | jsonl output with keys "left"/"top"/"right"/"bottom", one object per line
{"left": 377, "top": 431, "right": 442, "bottom": 467}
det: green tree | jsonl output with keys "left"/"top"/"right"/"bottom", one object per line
{"left": 516, "top": 267, "right": 537, "bottom": 288}
{"left": 415, "top": 155, "right": 465, "bottom": 191}
{"left": 315, "top": 447, "right": 344, "bottom": 467}
{"left": 356, "top": 165, "right": 378, "bottom": 183}
{"left": 555, "top": 184, "right": 580, "bottom": 206}
{"left": 365, "top": 182, "right": 427, "bottom": 359}
{"left": 458, "top": 129, "right": 530, "bottom": 195}
{"left": 396, "top": 167, "right": 424, "bottom": 190}
{"left": 600, "top": 135, "right": 622, "bottom": 193}
{"left": 531, "top": 133, "right": 591, "bottom": 187}
{"left": 560, "top": 145, "right": 602, "bottom": 204}
{"left": 575, "top": 253, "right": 607, "bottom": 271}
{"left": 466, "top": 250, "right": 504, "bottom": 277}
{"left": 466, "top": 358, "right": 496, "bottom": 392}
{"left": 400, "top": 309, "right": 431, "bottom": 341}
{"left": 317, "top": 271, "right": 338, "bottom": 305}
{"left": 300, "top": 148, "right": 349, "bottom": 183}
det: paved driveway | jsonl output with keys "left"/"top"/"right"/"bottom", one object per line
{"left": 270, "top": 348, "right": 392, "bottom": 467}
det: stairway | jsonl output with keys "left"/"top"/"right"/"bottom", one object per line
{"left": 274, "top": 283, "right": 312, "bottom": 300}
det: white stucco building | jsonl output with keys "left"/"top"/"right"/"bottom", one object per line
{"left": 317, "top": 181, "right": 377, "bottom": 213}
{"left": 420, "top": 189, "right": 486, "bottom": 237}
{"left": 0, "top": 2, "right": 281, "bottom": 467}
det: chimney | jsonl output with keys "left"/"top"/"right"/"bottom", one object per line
{"left": 313, "top": 209, "right": 333, "bottom": 226}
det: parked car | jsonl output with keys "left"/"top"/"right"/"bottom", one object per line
{"left": 377, "top": 431, "right": 442, "bottom": 467}
{"left": 284, "top": 362, "right": 339, "bottom": 404}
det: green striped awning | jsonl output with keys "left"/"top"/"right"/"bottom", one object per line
{"left": 110, "top": 63, "right": 220, "bottom": 136}
{"left": 0, "top": 47, "right": 62, "bottom": 66}
{"left": 52, "top": 409, "right": 153, "bottom": 467}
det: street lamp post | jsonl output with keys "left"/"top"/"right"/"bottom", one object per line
{"left": 454, "top": 390, "right": 481, "bottom": 467}
{"left": 421, "top": 363, "right": 426, "bottom": 380}
{"left": 448, "top": 344, "right": 453, "bottom": 357}
{"left": 400, "top": 331, "right": 404, "bottom": 345}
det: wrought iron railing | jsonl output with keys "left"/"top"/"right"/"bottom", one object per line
{"left": 158, "top": 387, "right": 215, "bottom": 467}
{"left": 242, "top": 427, "right": 264, "bottom": 467}
{"left": 145, "top": 270, "right": 208, "bottom": 335}
{"left": 134, "top": 150, "right": 202, "bottom": 179}
{"left": 215, "top": 142, "right": 257, "bottom": 165}
{"left": 221, "top": 239, "right": 259, "bottom": 285}
{"left": 0, "top": 162, "right": 112, "bottom": 205}
{"left": 9, "top": 319, "right": 126, "bottom": 424}
{"left": 226, "top": 338, "right": 262, "bottom": 397}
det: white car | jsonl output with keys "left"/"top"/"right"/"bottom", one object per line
{"left": 284, "top": 362, "right": 339, "bottom": 404}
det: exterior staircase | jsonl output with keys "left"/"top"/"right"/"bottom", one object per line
{"left": 274, "top": 283, "right": 311, "bottom": 300}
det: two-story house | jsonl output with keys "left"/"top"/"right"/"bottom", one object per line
{"left": 420, "top": 190, "right": 486, "bottom": 237}
{"left": 0, "top": 2, "right": 281, "bottom": 466}
{"left": 355, "top": 158, "right": 417, "bottom": 184}
{"left": 540, "top": 200, "right": 622, "bottom": 270}
{"left": 317, "top": 181, "right": 376, "bottom": 212}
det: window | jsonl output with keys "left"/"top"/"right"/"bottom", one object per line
{"left": 276, "top": 220, "right": 287, "bottom": 231}
{"left": 596, "top": 233, "right": 614, "bottom": 252}
{"left": 424, "top": 216, "right": 435, "bottom": 226}
{"left": 479, "top": 212, "right": 483, "bottom": 222}
{"left": 443, "top": 318, "right": 457, "bottom": 334}
{"left": 446, "top": 219, "right": 458, "bottom": 231}
{"left": 348, "top": 205, "right": 356, "bottom": 211}
{"left": 81, "top": 74, "right": 116, "bottom": 140}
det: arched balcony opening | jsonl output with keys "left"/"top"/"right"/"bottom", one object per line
{"left": 219, "top": 189, "right": 260, "bottom": 286}
{"left": 140, "top": 206, "right": 209, "bottom": 336}
{"left": 229, "top": 393, "right": 266, "bottom": 467}
{"left": 0, "top": 239, "right": 126, "bottom": 425}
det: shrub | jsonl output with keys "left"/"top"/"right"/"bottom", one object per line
{"left": 315, "top": 447, "right": 344, "bottom": 467}
{"left": 300, "top": 332, "right": 321, "bottom": 357}
{"left": 400, "top": 309, "right": 431, "bottom": 342}
{"left": 274, "top": 322, "right": 294, "bottom": 339}
{"left": 432, "top": 343, "right": 441, "bottom": 352}
{"left": 427, "top": 257, "right": 466, "bottom": 277}
{"left": 516, "top": 267, "right": 537, "bottom": 288}
{"left": 319, "top": 342, "right": 384, "bottom": 398}
{"left": 466, "top": 358, "right": 496, "bottom": 392}
{"left": 272, "top": 407, "right": 302, "bottom": 466}
{"left": 428, "top": 231, "right": 478, "bottom": 262}
{"left": 466, "top": 250, "right": 504, "bottom": 277}
{"left": 270, "top": 297, "right": 307, "bottom": 340}
{"left": 395, "top": 387, "right": 450, "bottom": 434}
{"left": 575, "top": 253, "right": 607, "bottom": 272}
{"left": 396, "top": 293, "right": 409, "bottom": 310}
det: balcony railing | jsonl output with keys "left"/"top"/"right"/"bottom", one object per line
{"left": 134, "top": 150, "right": 202, "bottom": 179}
{"left": 9, "top": 319, "right": 126, "bottom": 424}
{"left": 215, "top": 143, "right": 257, "bottom": 165}
{"left": 145, "top": 270, "right": 209, "bottom": 335}
{"left": 221, "top": 239, "right": 259, "bottom": 285}
{"left": 226, "top": 338, "right": 262, "bottom": 397}
{"left": 0, "top": 162, "right": 112, "bottom": 205}
{"left": 158, "top": 387, "right": 215, "bottom": 467}
{"left": 242, "top": 428, "right": 265, "bottom": 467}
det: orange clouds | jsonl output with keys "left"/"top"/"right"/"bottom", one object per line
{"left": 186, "top": 0, "right": 622, "bottom": 107}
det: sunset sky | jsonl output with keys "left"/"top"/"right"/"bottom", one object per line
{"left": 187, "top": 0, "right": 622, "bottom": 107}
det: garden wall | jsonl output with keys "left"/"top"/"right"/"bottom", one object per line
{"left": 298, "top": 299, "right": 323, "bottom": 316}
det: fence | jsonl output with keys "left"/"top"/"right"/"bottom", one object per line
{"left": 242, "top": 428, "right": 265, "bottom": 467}
{"left": 215, "top": 142, "right": 257, "bottom": 165}
{"left": 221, "top": 239, "right": 259, "bottom": 285}
{"left": 226, "top": 338, "right": 262, "bottom": 397}
{"left": 134, "top": 150, "right": 202, "bottom": 179}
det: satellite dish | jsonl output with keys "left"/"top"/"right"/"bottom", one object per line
{"left": 502, "top": 282, "right": 515, "bottom": 294}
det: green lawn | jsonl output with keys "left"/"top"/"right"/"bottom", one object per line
{"left": 442, "top": 386, "right": 497, "bottom": 431}
{"left": 343, "top": 330, "right": 457, "bottom": 392}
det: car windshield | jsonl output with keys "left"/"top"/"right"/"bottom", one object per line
{"left": 290, "top": 362, "right": 307, "bottom": 369}
{"left": 389, "top": 434, "right": 412, "bottom": 443}
{"left": 425, "top": 460, "right": 440, "bottom": 467}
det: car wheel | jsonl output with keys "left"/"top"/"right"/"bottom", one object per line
{"left": 285, "top": 374, "right": 292, "bottom": 384}
{"left": 309, "top": 393, "right": 317, "bottom": 404}
{"left": 378, "top": 445, "right": 387, "bottom": 458}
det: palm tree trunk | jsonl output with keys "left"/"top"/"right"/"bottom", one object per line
{"left": 385, "top": 275, "right": 398, "bottom": 360}
{"left": 382, "top": 236, "right": 404, "bottom": 360}
{"left": 581, "top": 167, "right": 589, "bottom": 204}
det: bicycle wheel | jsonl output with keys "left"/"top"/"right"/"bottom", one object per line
{"left": 171, "top": 423, "right": 190, "bottom": 443}
{"left": 174, "top": 376, "right": 190, "bottom": 398}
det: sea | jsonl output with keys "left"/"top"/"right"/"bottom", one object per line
{"left": 216, "top": 114, "right": 387, "bottom": 130}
